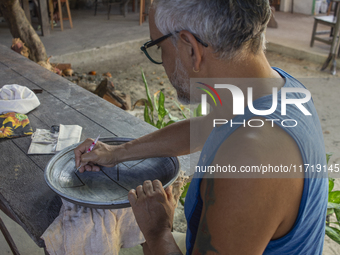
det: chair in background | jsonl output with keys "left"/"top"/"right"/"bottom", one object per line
{"left": 310, "top": 2, "right": 338, "bottom": 48}
{"left": 49, "top": 0, "right": 73, "bottom": 31}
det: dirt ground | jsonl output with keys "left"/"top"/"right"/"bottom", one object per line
{"left": 71, "top": 51, "right": 340, "bottom": 248}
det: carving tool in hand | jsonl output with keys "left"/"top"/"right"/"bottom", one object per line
{"left": 75, "top": 135, "right": 100, "bottom": 173}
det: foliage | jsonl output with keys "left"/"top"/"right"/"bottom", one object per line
{"left": 140, "top": 70, "right": 178, "bottom": 129}
{"left": 179, "top": 182, "right": 191, "bottom": 206}
{"left": 325, "top": 153, "right": 340, "bottom": 245}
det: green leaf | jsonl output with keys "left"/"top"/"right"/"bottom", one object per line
{"left": 156, "top": 120, "right": 163, "bottom": 129}
{"left": 167, "top": 112, "right": 180, "bottom": 122}
{"left": 153, "top": 91, "right": 160, "bottom": 112}
{"left": 181, "top": 182, "right": 191, "bottom": 198}
{"left": 157, "top": 91, "right": 167, "bottom": 121}
{"left": 194, "top": 104, "right": 203, "bottom": 117}
{"left": 164, "top": 120, "right": 176, "bottom": 127}
{"left": 327, "top": 208, "right": 335, "bottom": 216}
{"left": 327, "top": 221, "right": 340, "bottom": 226}
{"left": 141, "top": 69, "right": 154, "bottom": 113}
{"left": 335, "top": 209, "right": 340, "bottom": 223}
{"left": 325, "top": 225, "right": 340, "bottom": 245}
{"left": 328, "top": 202, "right": 340, "bottom": 210}
{"left": 172, "top": 100, "right": 187, "bottom": 119}
{"left": 144, "top": 105, "right": 154, "bottom": 127}
{"left": 329, "top": 191, "right": 340, "bottom": 203}
{"left": 327, "top": 153, "right": 333, "bottom": 165}
{"left": 330, "top": 179, "right": 335, "bottom": 193}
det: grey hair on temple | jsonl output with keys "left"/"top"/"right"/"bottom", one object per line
{"left": 152, "top": 0, "right": 272, "bottom": 60}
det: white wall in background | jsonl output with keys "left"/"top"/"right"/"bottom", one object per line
{"left": 280, "top": 0, "right": 293, "bottom": 12}
{"left": 280, "top": 0, "right": 314, "bottom": 15}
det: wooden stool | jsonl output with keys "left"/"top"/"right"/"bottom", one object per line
{"left": 49, "top": 0, "right": 73, "bottom": 31}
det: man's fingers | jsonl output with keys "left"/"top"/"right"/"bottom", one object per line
{"left": 165, "top": 185, "right": 173, "bottom": 199}
{"left": 84, "top": 164, "right": 92, "bottom": 172}
{"left": 153, "top": 180, "right": 168, "bottom": 201}
{"left": 128, "top": 189, "right": 137, "bottom": 206}
{"left": 136, "top": 185, "right": 145, "bottom": 198}
{"left": 92, "top": 165, "right": 101, "bottom": 172}
{"left": 74, "top": 138, "right": 94, "bottom": 168}
{"left": 143, "top": 180, "right": 154, "bottom": 197}
{"left": 153, "top": 179, "right": 164, "bottom": 192}
{"left": 81, "top": 151, "right": 97, "bottom": 165}
{"left": 78, "top": 165, "right": 86, "bottom": 173}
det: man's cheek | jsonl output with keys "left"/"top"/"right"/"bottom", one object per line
{"left": 163, "top": 63, "right": 175, "bottom": 83}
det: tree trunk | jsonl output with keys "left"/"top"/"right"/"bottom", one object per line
{"left": 0, "top": 0, "right": 47, "bottom": 62}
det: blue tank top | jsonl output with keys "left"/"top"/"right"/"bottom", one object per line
{"left": 184, "top": 68, "right": 328, "bottom": 254}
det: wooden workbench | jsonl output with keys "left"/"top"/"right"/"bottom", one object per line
{"left": 0, "top": 44, "right": 190, "bottom": 251}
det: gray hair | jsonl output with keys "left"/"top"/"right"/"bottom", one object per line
{"left": 152, "top": 0, "right": 271, "bottom": 60}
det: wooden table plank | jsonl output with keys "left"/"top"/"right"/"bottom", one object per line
{"left": 0, "top": 48, "right": 155, "bottom": 138}
{"left": 0, "top": 45, "right": 192, "bottom": 171}
{"left": 0, "top": 73, "right": 117, "bottom": 169}
{"left": 0, "top": 140, "right": 61, "bottom": 247}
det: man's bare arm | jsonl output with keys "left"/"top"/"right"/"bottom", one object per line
{"left": 75, "top": 115, "right": 212, "bottom": 172}
{"left": 192, "top": 123, "right": 304, "bottom": 254}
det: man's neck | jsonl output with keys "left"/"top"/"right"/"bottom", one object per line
{"left": 201, "top": 51, "right": 285, "bottom": 118}
{"left": 204, "top": 51, "right": 281, "bottom": 79}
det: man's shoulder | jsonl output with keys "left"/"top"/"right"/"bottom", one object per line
{"left": 211, "top": 117, "right": 304, "bottom": 179}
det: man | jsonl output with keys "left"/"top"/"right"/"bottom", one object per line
{"left": 75, "top": 1, "right": 328, "bottom": 254}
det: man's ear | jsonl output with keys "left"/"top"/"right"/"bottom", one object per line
{"left": 178, "top": 30, "right": 204, "bottom": 72}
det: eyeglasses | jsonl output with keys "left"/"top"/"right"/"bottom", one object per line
{"left": 141, "top": 31, "right": 209, "bottom": 65}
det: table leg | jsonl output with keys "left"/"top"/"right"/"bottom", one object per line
{"left": 0, "top": 216, "right": 21, "bottom": 255}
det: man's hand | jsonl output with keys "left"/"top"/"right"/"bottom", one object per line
{"left": 74, "top": 138, "right": 122, "bottom": 173}
{"left": 128, "top": 180, "right": 175, "bottom": 243}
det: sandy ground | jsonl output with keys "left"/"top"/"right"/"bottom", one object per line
{"left": 71, "top": 51, "right": 340, "bottom": 253}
